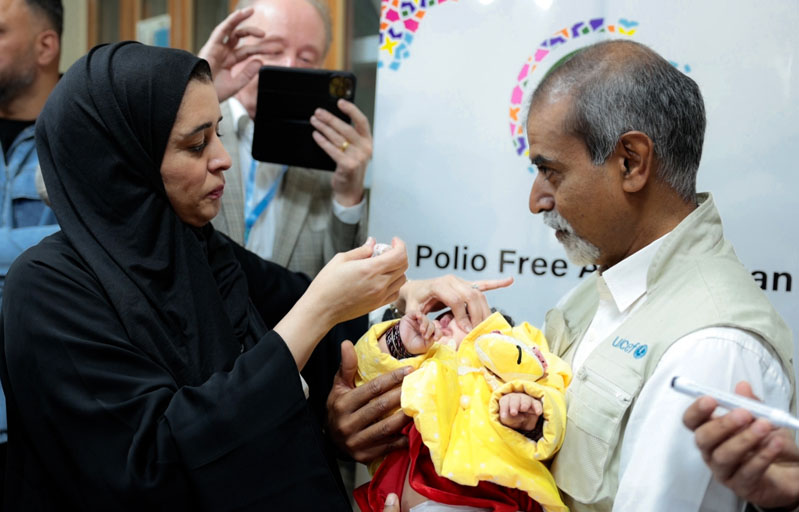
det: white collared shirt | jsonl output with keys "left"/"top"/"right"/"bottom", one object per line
{"left": 227, "top": 98, "right": 365, "bottom": 259}
{"left": 560, "top": 236, "right": 792, "bottom": 512}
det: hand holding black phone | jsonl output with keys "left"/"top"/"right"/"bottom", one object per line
{"left": 252, "top": 65, "right": 357, "bottom": 171}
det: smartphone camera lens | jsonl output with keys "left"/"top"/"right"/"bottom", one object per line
{"left": 329, "top": 76, "right": 353, "bottom": 99}
{"left": 343, "top": 77, "right": 353, "bottom": 98}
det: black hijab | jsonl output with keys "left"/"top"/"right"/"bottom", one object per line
{"left": 36, "top": 41, "right": 257, "bottom": 386}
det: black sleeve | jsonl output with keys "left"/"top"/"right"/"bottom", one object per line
{"left": 224, "top": 235, "right": 312, "bottom": 328}
{"left": 225, "top": 234, "right": 368, "bottom": 455}
{"left": 0, "top": 242, "right": 350, "bottom": 511}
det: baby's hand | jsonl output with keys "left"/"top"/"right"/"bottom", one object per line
{"left": 398, "top": 312, "right": 439, "bottom": 355}
{"left": 499, "top": 392, "right": 542, "bottom": 432}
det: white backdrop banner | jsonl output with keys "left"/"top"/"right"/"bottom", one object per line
{"left": 369, "top": 0, "right": 797, "bottom": 351}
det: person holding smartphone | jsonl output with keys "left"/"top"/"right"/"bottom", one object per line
{"left": 199, "top": 0, "right": 371, "bottom": 280}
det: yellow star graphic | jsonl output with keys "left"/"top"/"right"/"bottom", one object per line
{"left": 381, "top": 37, "right": 399, "bottom": 55}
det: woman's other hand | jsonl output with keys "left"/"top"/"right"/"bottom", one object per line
{"left": 399, "top": 312, "right": 439, "bottom": 355}
{"left": 396, "top": 275, "right": 514, "bottom": 332}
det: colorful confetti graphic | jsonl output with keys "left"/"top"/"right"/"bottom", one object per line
{"left": 509, "top": 17, "right": 640, "bottom": 167}
{"left": 377, "top": 6, "right": 690, "bottom": 172}
{"left": 378, "top": 0, "right": 458, "bottom": 71}
{"left": 510, "top": 18, "right": 692, "bottom": 171}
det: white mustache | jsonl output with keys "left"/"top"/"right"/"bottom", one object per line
{"left": 540, "top": 209, "right": 600, "bottom": 266}
{"left": 542, "top": 210, "right": 574, "bottom": 234}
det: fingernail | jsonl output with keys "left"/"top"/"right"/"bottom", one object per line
{"left": 767, "top": 437, "right": 783, "bottom": 454}
{"left": 365, "top": 236, "right": 375, "bottom": 246}
{"left": 698, "top": 396, "right": 716, "bottom": 412}
{"left": 403, "top": 366, "right": 413, "bottom": 375}
{"left": 385, "top": 493, "right": 398, "bottom": 506}
{"left": 729, "top": 409, "right": 752, "bottom": 427}
{"left": 751, "top": 419, "right": 772, "bottom": 436}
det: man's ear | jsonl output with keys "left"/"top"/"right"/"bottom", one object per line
{"left": 36, "top": 29, "right": 60, "bottom": 68}
{"left": 615, "top": 131, "right": 654, "bottom": 193}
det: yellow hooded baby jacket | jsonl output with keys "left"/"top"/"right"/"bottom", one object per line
{"left": 355, "top": 312, "right": 572, "bottom": 512}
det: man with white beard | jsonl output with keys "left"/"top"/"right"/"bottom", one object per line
{"left": 541, "top": 210, "right": 600, "bottom": 267}
{"left": 524, "top": 39, "right": 793, "bottom": 512}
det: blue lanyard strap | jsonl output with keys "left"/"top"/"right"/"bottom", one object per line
{"left": 243, "top": 159, "right": 288, "bottom": 244}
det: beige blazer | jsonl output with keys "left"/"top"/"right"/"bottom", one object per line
{"left": 213, "top": 101, "right": 368, "bottom": 278}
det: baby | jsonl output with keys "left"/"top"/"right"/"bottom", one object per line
{"left": 380, "top": 310, "right": 547, "bottom": 437}
{"left": 353, "top": 308, "right": 572, "bottom": 512}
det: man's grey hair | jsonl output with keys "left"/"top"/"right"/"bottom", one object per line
{"left": 236, "top": 0, "right": 332, "bottom": 58}
{"left": 530, "top": 39, "right": 705, "bottom": 203}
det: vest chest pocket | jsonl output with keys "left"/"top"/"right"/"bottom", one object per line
{"left": 552, "top": 363, "right": 641, "bottom": 503}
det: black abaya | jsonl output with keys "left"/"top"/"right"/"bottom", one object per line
{"left": 0, "top": 42, "right": 352, "bottom": 510}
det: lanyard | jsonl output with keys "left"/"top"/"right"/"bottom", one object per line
{"left": 243, "top": 158, "right": 288, "bottom": 244}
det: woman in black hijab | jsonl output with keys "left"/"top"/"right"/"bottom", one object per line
{"left": 0, "top": 41, "right": 408, "bottom": 510}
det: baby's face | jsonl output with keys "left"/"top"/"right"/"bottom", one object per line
{"left": 434, "top": 311, "right": 469, "bottom": 348}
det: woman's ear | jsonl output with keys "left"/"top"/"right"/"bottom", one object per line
{"left": 36, "top": 29, "right": 60, "bottom": 68}
{"left": 615, "top": 131, "right": 654, "bottom": 193}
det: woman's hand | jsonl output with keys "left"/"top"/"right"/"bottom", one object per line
{"left": 306, "top": 237, "right": 408, "bottom": 327}
{"left": 275, "top": 238, "right": 408, "bottom": 369}
{"left": 197, "top": 8, "right": 268, "bottom": 102}
{"left": 396, "top": 275, "right": 514, "bottom": 332}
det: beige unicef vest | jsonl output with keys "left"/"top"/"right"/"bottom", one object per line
{"left": 544, "top": 194, "right": 794, "bottom": 512}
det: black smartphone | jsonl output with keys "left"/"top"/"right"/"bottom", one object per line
{"left": 252, "top": 66, "right": 356, "bottom": 171}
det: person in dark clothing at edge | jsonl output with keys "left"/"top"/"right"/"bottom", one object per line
{"left": 0, "top": 0, "right": 63, "bottom": 489}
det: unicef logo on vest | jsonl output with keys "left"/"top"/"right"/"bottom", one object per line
{"left": 611, "top": 336, "right": 648, "bottom": 359}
